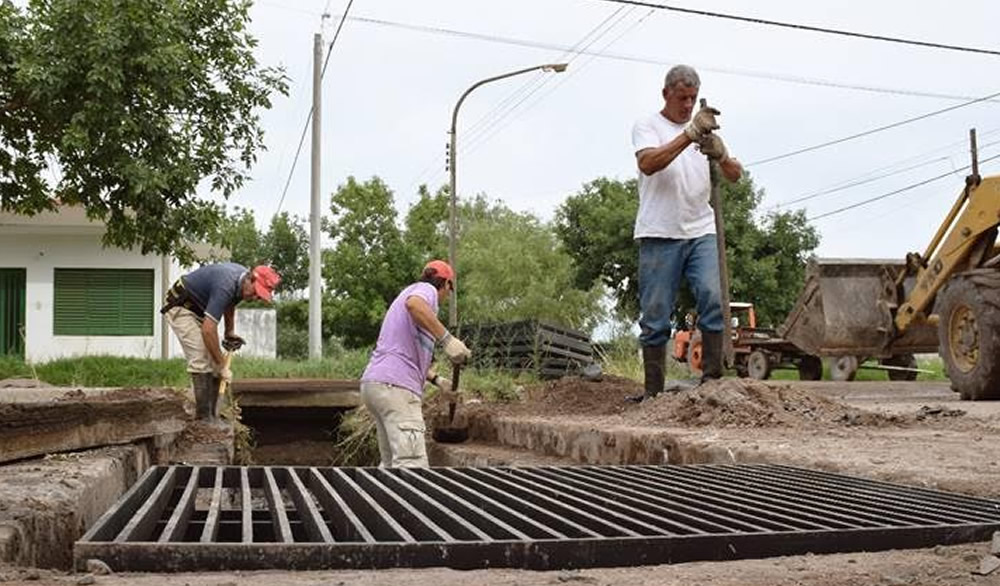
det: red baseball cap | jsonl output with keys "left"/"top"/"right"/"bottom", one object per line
{"left": 252, "top": 265, "right": 281, "bottom": 301}
{"left": 424, "top": 260, "right": 455, "bottom": 282}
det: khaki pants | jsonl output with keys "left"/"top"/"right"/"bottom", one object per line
{"left": 165, "top": 307, "right": 214, "bottom": 374}
{"left": 360, "top": 382, "right": 428, "bottom": 468}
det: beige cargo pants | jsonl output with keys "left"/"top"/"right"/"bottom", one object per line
{"left": 165, "top": 307, "right": 214, "bottom": 374}
{"left": 360, "top": 382, "right": 428, "bottom": 468}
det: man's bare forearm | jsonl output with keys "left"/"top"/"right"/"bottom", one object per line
{"left": 637, "top": 133, "right": 692, "bottom": 175}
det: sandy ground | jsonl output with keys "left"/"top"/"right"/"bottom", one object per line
{"left": 1, "top": 542, "right": 998, "bottom": 585}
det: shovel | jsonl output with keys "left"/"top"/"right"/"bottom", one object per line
{"left": 432, "top": 363, "right": 469, "bottom": 444}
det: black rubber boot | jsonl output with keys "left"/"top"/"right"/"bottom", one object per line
{"left": 626, "top": 345, "right": 666, "bottom": 403}
{"left": 210, "top": 376, "right": 222, "bottom": 420}
{"left": 193, "top": 373, "right": 216, "bottom": 421}
{"left": 700, "top": 330, "right": 724, "bottom": 383}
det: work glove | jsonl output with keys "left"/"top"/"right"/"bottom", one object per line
{"left": 439, "top": 331, "right": 472, "bottom": 365}
{"left": 222, "top": 334, "right": 246, "bottom": 352}
{"left": 698, "top": 133, "right": 730, "bottom": 162}
{"left": 434, "top": 376, "right": 453, "bottom": 393}
{"left": 683, "top": 105, "right": 721, "bottom": 141}
{"left": 216, "top": 365, "right": 233, "bottom": 384}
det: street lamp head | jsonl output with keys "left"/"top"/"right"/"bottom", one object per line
{"left": 544, "top": 63, "right": 569, "bottom": 73}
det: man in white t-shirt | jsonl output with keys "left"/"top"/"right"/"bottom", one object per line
{"left": 628, "top": 65, "right": 743, "bottom": 402}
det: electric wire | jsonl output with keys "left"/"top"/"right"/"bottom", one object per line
{"left": 273, "top": 0, "right": 355, "bottom": 218}
{"left": 342, "top": 14, "right": 997, "bottom": 104}
{"left": 807, "top": 151, "right": 1000, "bottom": 221}
{"left": 594, "top": 0, "right": 1000, "bottom": 57}
{"left": 748, "top": 89, "right": 1000, "bottom": 167}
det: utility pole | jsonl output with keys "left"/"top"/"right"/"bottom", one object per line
{"left": 308, "top": 33, "right": 323, "bottom": 359}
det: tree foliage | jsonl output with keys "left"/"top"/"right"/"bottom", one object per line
{"left": 456, "top": 196, "right": 604, "bottom": 333}
{"left": 555, "top": 174, "right": 819, "bottom": 326}
{"left": 264, "top": 212, "right": 309, "bottom": 294}
{"left": 323, "top": 176, "right": 419, "bottom": 347}
{"left": 0, "top": 0, "right": 286, "bottom": 262}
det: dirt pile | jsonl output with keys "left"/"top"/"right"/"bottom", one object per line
{"left": 631, "top": 378, "right": 902, "bottom": 428}
{"left": 517, "top": 375, "right": 642, "bottom": 417}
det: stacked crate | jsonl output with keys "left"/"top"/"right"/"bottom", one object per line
{"left": 461, "top": 320, "right": 594, "bottom": 378}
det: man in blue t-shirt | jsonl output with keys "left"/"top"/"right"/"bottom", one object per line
{"left": 161, "top": 263, "right": 280, "bottom": 422}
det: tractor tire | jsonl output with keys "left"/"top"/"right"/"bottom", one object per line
{"left": 747, "top": 350, "right": 771, "bottom": 380}
{"left": 798, "top": 355, "right": 823, "bottom": 381}
{"left": 734, "top": 355, "right": 750, "bottom": 378}
{"left": 937, "top": 277, "right": 1000, "bottom": 400}
{"left": 830, "top": 355, "right": 859, "bottom": 382}
{"left": 882, "top": 354, "right": 918, "bottom": 381}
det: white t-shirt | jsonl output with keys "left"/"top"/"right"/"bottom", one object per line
{"left": 631, "top": 112, "right": 713, "bottom": 240}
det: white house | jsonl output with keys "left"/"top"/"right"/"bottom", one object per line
{"left": 0, "top": 206, "right": 275, "bottom": 362}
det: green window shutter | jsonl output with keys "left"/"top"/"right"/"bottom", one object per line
{"left": 54, "top": 269, "right": 154, "bottom": 336}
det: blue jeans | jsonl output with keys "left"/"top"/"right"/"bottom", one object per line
{"left": 638, "top": 235, "right": 723, "bottom": 347}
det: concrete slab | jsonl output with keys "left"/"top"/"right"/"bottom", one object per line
{"left": 0, "top": 444, "right": 149, "bottom": 568}
{"left": 0, "top": 388, "right": 187, "bottom": 464}
{"left": 232, "top": 379, "right": 360, "bottom": 408}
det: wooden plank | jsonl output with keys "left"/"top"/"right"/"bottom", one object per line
{"left": 232, "top": 379, "right": 360, "bottom": 394}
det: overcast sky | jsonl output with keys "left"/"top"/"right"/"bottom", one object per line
{"left": 234, "top": 0, "right": 999, "bottom": 259}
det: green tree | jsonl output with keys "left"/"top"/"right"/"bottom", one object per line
{"left": 219, "top": 207, "right": 263, "bottom": 268}
{"left": 404, "top": 184, "right": 449, "bottom": 261}
{"left": 555, "top": 174, "right": 819, "bottom": 326}
{"left": 456, "top": 195, "right": 604, "bottom": 333}
{"left": 263, "top": 212, "right": 309, "bottom": 294}
{"left": 323, "top": 176, "right": 419, "bottom": 347}
{"left": 0, "top": 0, "right": 286, "bottom": 262}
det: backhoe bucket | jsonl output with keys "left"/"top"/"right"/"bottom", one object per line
{"left": 778, "top": 259, "right": 938, "bottom": 358}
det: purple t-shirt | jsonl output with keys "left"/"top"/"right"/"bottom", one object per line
{"left": 361, "top": 282, "right": 439, "bottom": 396}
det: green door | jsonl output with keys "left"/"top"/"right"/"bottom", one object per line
{"left": 0, "top": 269, "right": 26, "bottom": 356}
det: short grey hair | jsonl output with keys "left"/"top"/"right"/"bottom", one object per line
{"left": 664, "top": 65, "right": 700, "bottom": 90}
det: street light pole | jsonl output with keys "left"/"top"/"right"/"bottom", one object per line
{"left": 447, "top": 63, "right": 568, "bottom": 328}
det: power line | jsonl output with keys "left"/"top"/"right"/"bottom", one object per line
{"left": 771, "top": 135, "right": 1000, "bottom": 209}
{"left": 274, "top": 0, "right": 355, "bottom": 218}
{"left": 807, "top": 151, "right": 1000, "bottom": 222}
{"left": 748, "top": 89, "right": 1000, "bottom": 167}
{"left": 341, "top": 15, "right": 999, "bottom": 105}
{"left": 594, "top": 0, "right": 1000, "bottom": 57}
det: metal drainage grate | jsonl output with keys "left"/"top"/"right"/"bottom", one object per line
{"left": 75, "top": 464, "right": 1000, "bottom": 571}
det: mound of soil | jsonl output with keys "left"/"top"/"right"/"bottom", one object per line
{"left": 631, "top": 379, "right": 902, "bottom": 428}
{"left": 518, "top": 375, "right": 642, "bottom": 417}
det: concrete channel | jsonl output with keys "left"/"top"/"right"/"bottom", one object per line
{"left": 0, "top": 378, "right": 998, "bottom": 574}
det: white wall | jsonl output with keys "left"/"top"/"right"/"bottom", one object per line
{"left": 166, "top": 308, "right": 277, "bottom": 360}
{"left": 0, "top": 233, "right": 166, "bottom": 362}
{"left": 1, "top": 232, "right": 277, "bottom": 363}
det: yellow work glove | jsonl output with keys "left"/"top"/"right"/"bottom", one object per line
{"left": 684, "top": 105, "right": 721, "bottom": 141}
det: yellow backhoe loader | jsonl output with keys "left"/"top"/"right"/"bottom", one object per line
{"left": 778, "top": 131, "right": 999, "bottom": 399}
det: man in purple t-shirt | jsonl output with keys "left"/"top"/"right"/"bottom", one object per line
{"left": 360, "top": 260, "right": 472, "bottom": 467}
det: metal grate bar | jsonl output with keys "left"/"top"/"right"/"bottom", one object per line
{"left": 75, "top": 464, "right": 1000, "bottom": 572}
{"left": 458, "top": 468, "right": 640, "bottom": 537}
{"left": 588, "top": 465, "right": 829, "bottom": 532}
{"left": 652, "top": 465, "right": 904, "bottom": 527}
{"left": 686, "top": 465, "right": 961, "bottom": 526}
{"left": 239, "top": 467, "right": 253, "bottom": 543}
{"left": 263, "top": 467, "right": 293, "bottom": 543}
{"left": 760, "top": 464, "right": 1000, "bottom": 521}
{"left": 305, "top": 467, "right": 371, "bottom": 542}
{"left": 322, "top": 468, "right": 414, "bottom": 542}
{"left": 413, "top": 467, "right": 574, "bottom": 539}
{"left": 115, "top": 466, "right": 180, "bottom": 542}
{"left": 285, "top": 468, "right": 334, "bottom": 543}
{"left": 514, "top": 467, "right": 713, "bottom": 534}
{"left": 159, "top": 465, "right": 198, "bottom": 543}
{"left": 377, "top": 469, "right": 493, "bottom": 542}
{"left": 557, "top": 466, "right": 789, "bottom": 532}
